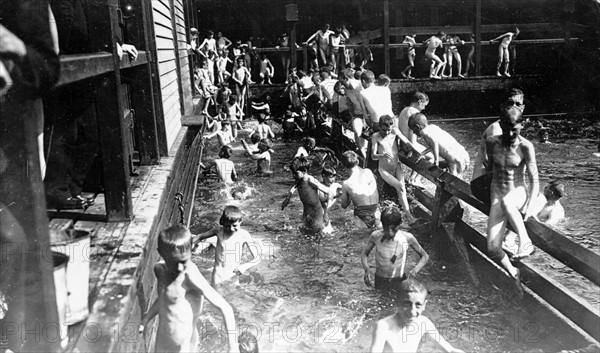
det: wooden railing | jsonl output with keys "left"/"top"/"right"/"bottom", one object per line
{"left": 397, "top": 153, "right": 600, "bottom": 342}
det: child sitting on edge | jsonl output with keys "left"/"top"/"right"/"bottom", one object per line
{"left": 202, "top": 145, "right": 238, "bottom": 185}
{"left": 370, "top": 278, "right": 464, "bottom": 353}
{"left": 408, "top": 113, "right": 470, "bottom": 179}
{"left": 361, "top": 205, "right": 429, "bottom": 294}
{"left": 281, "top": 156, "right": 331, "bottom": 233}
{"left": 248, "top": 112, "right": 275, "bottom": 141}
{"left": 193, "top": 206, "right": 261, "bottom": 285}
{"left": 139, "top": 225, "right": 238, "bottom": 352}
{"left": 241, "top": 138, "right": 274, "bottom": 175}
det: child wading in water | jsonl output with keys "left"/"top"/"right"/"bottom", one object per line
{"left": 361, "top": 205, "right": 429, "bottom": 294}
{"left": 202, "top": 145, "right": 237, "bottom": 185}
{"left": 319, "top": 164, "right": 343, "bottom": 233}
{"left": 194, "top": 206, "right": 261, "bottom": 285}
{"left": 281, "top": 156, "right": 331, "bottom": 233}
{"left": 241, "top": 138, "right": 274, "bottom": 176}
{"left": 370, "top": 279, "right": 464, "bottom": 353}
{"left": 139, "top": 225, "right": 238, "bottom": 352}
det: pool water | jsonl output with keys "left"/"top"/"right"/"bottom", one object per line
{"left": 189, "top": 119, "right": 596, "bottom": 352}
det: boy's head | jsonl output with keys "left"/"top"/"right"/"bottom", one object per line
{"left": 514, "top": 27, "right": 520, "bottom": 36}
{"left": 544, "top": 180, "right": 565, "bottom": 201}
{"left": 341, "top": 150, "right": 360, "bottom": 169}
{"left": 354, "top": 69, "right": 363, "bottom": 81}
{"left": 380, "top": 205, "right": 403, "bottom": 230}
{"left": 437, "top": 31, "right": 446, "bottom": 39}
{"left": 408, "top": 113, "right": 428, "bottom": 136}
{"left": 499, "top": 105, "right": 524, "bottom": 143}
{"left": 219, "top": 145, "right": 233, "bottom": 159}
{"left": 256, "top": 113, "right": 267, "bottom": 123}
{"left": 250, "top": 132, "right": 261, "bottom": 144}
{"left": 237, "top": 57, "right": 245, "bottom": 66}
{"left": 303, "top": 137, "right": 316, "bottom": 150}
{"left": 334, "top": 81, "right": 346, "bottom": 95}
{"left": 395, "top": 279, "right": 429, "bottom": 323}
{"left": 289, "top": 156, "right": 311, "bottom": 180}
{"left": 157, "top": 225, "right": 193, "bottom": 264}
{"left": 411, "top": 91, "right": 429, "bottom": 111}
{"left": 219, "top": 205, "right": 243, "bottom": 234}
{"left": 500, "top": 88, "right": 525, "bottom": 113}
{"left": 321, "top": 163, "right": 337, "bottom": 183}
{"left": 340, "top": 110, "right": 353, "bottom": 124}
{"left": 377, "top": 74, "right": 391, "bottom": 87}
{"left": 360, "top": 70, "right": 375, "bottom": 85}
{"left": 320, "top": 66, "right": 331, "bottom": 79}
{"left": 257, "top": 138, "right": 272, "bottom": 152}
{"left": 238, "top": 331, "right": 258, "bottom": 353}
{"left": 207, "top": 30, "right": 214, "bottom": 38}
{"left": 221, "top": 119, "right": 231, "bottom": 129}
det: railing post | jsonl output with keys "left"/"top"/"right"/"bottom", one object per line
{"left": 475, "top": 0, "right": 482, "bottom": 77}
{"left": 383, "top": 0, "right": 390, "bottom": 76}
{"left": 303, "top": 45, "right": 308, "bottom": 72}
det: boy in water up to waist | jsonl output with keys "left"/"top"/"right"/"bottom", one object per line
{"left": 361, "top": 205, "right": 429, "bottom": 294}
{"left": 140, "top": 225, "right": 238, "bottom": 352}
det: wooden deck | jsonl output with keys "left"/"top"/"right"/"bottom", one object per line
{"left": 47, "top": 124, "right": 204, "bottom": 352}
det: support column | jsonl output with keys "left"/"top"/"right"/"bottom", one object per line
{"left": 475, "top": 0, "right": 482, "bottom": 77}
{"left": 383, "top": 0, "right": 390, "bottom": 76}
{"left": 290, "top": 22, "right": 297, "bottom": 70}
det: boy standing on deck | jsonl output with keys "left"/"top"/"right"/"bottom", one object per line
{"left": 485, "top": 105, "right": 538, "bottom": 297}
{"left": 490, "top": 27, "right": 520, "bottom": 77}
{"left": 423, "top": 31, "right": 446, "bottom": 79}
{"left": 401, "top": 34, "right": 417, "bottom": 79}
{"left": 194, "top": 206, "right": 261, "bottom": 285}
{"left": 408, "top": 113, "right": 470, "bottom": 179}
{"left": 140, "top": 225, "right": 238, "bottom": 352}
{"left": 370, "top": 279, "right": 464, "bottom": 353}
{"left": 361, "top": 206, "right": 429, "bottom": 294}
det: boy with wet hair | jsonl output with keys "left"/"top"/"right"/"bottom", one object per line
{"left": 485, "top": 105, "right": 538, "bottom": 297}
{"left": 534, "top": 180, "right": 565, "bottom": 225}
{"left": 222, "top": 94, "right": 244, "bottom": 138}
{"left": 490, "top": 27, "right": 520, "bottom": 77}
{"left": 409, "top": 113, "right": 470, "bottom": 179}
{"left": 370, "top": 278, "right": 464, "bottom": 353}
{"left": 339, "top": 150, "right": 382, "bottom": 229}
{"left": 194, "top": 206, "right": 261, "bottom": 285}
{"left": 140, "top": 225, "right": 238, "bottom": 352}
{"left": 248, "top": 112, "right": 275, "bottom": 141}
{"left": 371, "top": 115, "right": 420, "bottom": 224}
{"left": 241, "top": 138, "right": 274, "bottom": 175}
{"left": 281, "top": 156, "right": 331, "bottom": 233}
{"left": 203, "top": 116, "right": 234, "bottom": 147}
{"left": 361, "top": 205, "right": 429, "bottom": 294}
{"left": 202, "top": 145, "right": 237, "bottom": 185}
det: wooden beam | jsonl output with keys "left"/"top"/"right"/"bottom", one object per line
{"left": 388, "top": 23, "right": 565, "bottom": 37}
{"left": 475, "top": 0, "right": 482, "bottom": 76}
{"left": 388, "top": 75, "right": 544, "bottom": 93}
{"left": 290, "top": 22, "right": 298, "bottom": 70}
{"left": 383, "top": 0, "right": 390, "bottom": 76}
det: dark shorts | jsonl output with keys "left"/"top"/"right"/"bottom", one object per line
{"left": 375, "top": 274, "right": 408, "bottom": 293}
{"left": 354, "top": 204, "right": 379, "bottom": 229}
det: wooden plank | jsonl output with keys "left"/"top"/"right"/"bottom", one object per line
{"left": 49, "top": 218, "right": 75, "bottom": 242}
{"left": 181, "top": 114, "right": 206, "bottom": 127}
{"left": 387, "top": 23, "right": 564, "bottom": 37}
{"left": 128, "top": 65, "right": 161, "bottom": 164}
{"left": 457, "top": 221, "right": 600, "bottom": 342}
{"left": 57, "top": 53, "right": 113, "bottom": 87}
{"left": 388, "top": 75, "right": 544, "bottom": 93}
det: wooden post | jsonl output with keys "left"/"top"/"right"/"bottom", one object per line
{"left": 383, "top": 0, "right": 390, "bottom": 76}
{"left": 0, "top": 99, "right": 60, "bottom": 352}
{"left": 290, "top": 22, "right": 297, "bottom": 70}
{"left": 475, "top": 0, "right": 482, "bottom": 77}
{"left": 303, "top": 45, "right": 308, "bottom": 72}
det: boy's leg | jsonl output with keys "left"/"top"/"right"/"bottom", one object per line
{"left": 446, "top": 53, "right": 453, "bottom": 77}
{"left": 379, "top": 167, "right": 416, "bottom": 222}
{"left": 488, "top": 200, "right": 520, "bottom": 281}
{"left": 501, "top": 187, "right": 534, "bottom": 257}
{"left": 496, "top": 46, "right": 504, "bottom": 76}
{"left": 455, "top": 52, "right": 464, "bottom": 77}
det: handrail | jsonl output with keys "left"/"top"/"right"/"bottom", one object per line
{"left": 57, "top": 51, "right": 149, "bottom": 87}
{"left": 397, "top": 153, "right": 600, "bottom": 341}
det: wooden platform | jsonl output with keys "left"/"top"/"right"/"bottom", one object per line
{"left": 48, "top": 125, "right": 205, "bottom": 352}
{"left": 389, "top": 74, "right": 545, "bottom": 93}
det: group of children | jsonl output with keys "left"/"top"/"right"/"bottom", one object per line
{"left": 143, "top": 59, "right": 568, "bottom": 352}
{"left": 402, "top": 27, "right": 519, "bottom": 79}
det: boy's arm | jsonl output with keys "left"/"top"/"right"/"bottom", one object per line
{"left": 307, "top": 175, "right": 330, "bottom": 195}
{"left": 339, "top": 183, "right": 351, "bottom": 209}
{"left": 370, "top": 134, "right": 384, "bottom": 161}
{"left": 472, "top": 135, "right": 488, "bottom": 179}
{"left": 186, "top": 269, "right": 239, "bottom": 352}
{"left": 281, "top": 185, "right": 297, "bottom": 210}
{"left": 406, "top": 232, "right": 429, "bottom": 277}
{"left": 522, "top": 141, "right": 540, "bottom": 219}
{"left": 194, "top": 226, "right": 218, "bottom": 244}
{"left": 361, "top": 235, "right": 377, "bottom": 287}
{"left": 490, "top": 32, "right": 510, "bottom": 42}
{"left": 369, "top": 320, "right": 388, "bottom": 353}
{"left": 267, "top": 126, "right": 275, "bottom": 139}
{"left": 231, "top": 165, "right": 238, "bottom": 182}
{"left": 235, "top": 233, "right": 261, "bottom": 274}
{"left": 421, "top": 132, "right": 439, "bottom": 166}
{"left": 423, "top": 318, "right": 464, "bottom": 353}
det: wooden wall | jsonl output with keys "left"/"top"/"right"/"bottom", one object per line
{"left": 152, "top": 0, "right": 190, "bottom": 151}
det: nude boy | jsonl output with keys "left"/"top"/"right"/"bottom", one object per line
{"left": 424, "top": 31, "right": 446, "bottom": 79}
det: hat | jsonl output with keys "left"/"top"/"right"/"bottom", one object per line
{"left": 190, "top": 28, "right": 198, "bottom": 34}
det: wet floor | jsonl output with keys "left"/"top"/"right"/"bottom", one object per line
{"left": 189, "top": 119, "right": 595, "bottom": 352}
